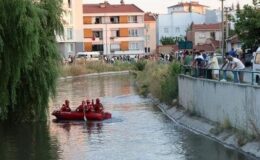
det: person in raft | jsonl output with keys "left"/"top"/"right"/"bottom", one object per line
{"left": 61, "top": 100, "right": 71, "bottom": 112}
{"left": 86, "top": 100, "right": 95, "bottom": 112}
{"left": 76, "top": 100, "right": 86, "bottom": 112}
{"left": 94, "top": 98, "right": 104, "bottom": 113}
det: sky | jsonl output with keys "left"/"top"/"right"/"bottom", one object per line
{"left": 83, "top": 0, "right": 253, "bottom": 13}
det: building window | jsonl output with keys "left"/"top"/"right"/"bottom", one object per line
{"left": 111, "top": 30, "right": 120, "bottom": 37}
{"left": 146, "top": 35, "right": 150, "bottom": 41}
{"left": 145, "top": 47, "right": 151, "bottom": 53}
{"left": 164, "top": 28, "right": 169, "bottom": 33}
{"left": 95, "top": 17, "right": 102, "bottom": 24}
{"left": 110, "top": 43, "right": 120, "bottom": 51}
{"left": 93, "top": 31, "right": 103, "bottom": 39}
{"left": 67, "top": 43, "right": 74, "bottom": 52}
{"left": 68, "top": 0, "right": 71, "bottom": 8}
{"left": 69, "top": 11, "right": 73, "bottom": 24}
{"left": 110, "top": 16, "right": 119, "bottom": 24}
{"left": 129, "top": 29, "right": 139, "bottom": 37}
{"left": 92, "top": 44, "right": 103, "bottom": 51}
{"left": 145, "top": 24, "right": 149, "bottom": 32}
{"left": 210, "top": 32, "right": 216, "bottom": 40}
{"left": 128, "top": 16, "right": 137, "bottom": 23}
{"left": 67, "top": 28, "right": 73, "bottom": 40}
{"left": 129, "top": 42, "right": 139, "bottom": 50}
{"left": 199, "top": 33, "right": 205, "bottom": 39}
{"left": 175, "top": 27, "right": 180, "bottom": 33}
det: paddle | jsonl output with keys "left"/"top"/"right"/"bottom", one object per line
{"left": 83, "top": 105, "right": 87, "bottom": 122}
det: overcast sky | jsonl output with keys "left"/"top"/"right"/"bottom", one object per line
{"left": 83, "top": 0, "right": 253, "bottom": 13}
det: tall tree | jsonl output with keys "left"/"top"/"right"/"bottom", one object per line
{"left": 0, "top": 0, "right": 63, "bottom": 122}
{"left": 236, "top": 2, "right": 241, "bottom": 13}
{"left": 234, "top": 4, "right": 260, "bottom": 49}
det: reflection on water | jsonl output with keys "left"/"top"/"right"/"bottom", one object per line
{"left": 0, "top": 122, "right": 59, "bottom": 160}
{"left": 0, "top": 74, "right": 255, "bottom": 160}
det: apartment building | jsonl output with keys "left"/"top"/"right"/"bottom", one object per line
{"left": 82, "top": 1, "right": 145, "bottom": 56}
{"left": 167, "top": 1, "right": 208, "bottom": 14}
{"left": 57, "top": 0, "right": 84, "bottom": 58}
{"left": 144, "top": 13, "right": 157, "bottom": 54}
{"left": 157, "top": 1, "right": 207, "bottom": 45}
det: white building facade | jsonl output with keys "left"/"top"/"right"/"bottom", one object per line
{"left": 157, "top": 12, "right": 205, "bottom": 44}
{"left": 57, "top": 0, "right": 84, "bottom": 58}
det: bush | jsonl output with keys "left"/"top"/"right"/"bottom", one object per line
{"left": 135, "top": 61, "right": 181, "bottom": 104}
{"left": 160, "top": 62, "right": 181, "bottom": 103}
{"left": 134, "top": 60, "right": 147, "bottom": 71}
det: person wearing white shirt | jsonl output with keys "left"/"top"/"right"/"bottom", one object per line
{"left": 208, "top": 52, "right": 220, "bottom": 80}
{"left": 227, "top": 55, "right": 245, "bottom": 83}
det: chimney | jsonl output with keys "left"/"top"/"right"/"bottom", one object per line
{"left": 100, "top": 1, "right": 109, "bottom": 8}
{"left": 100, "top": 3, "right": 105, "bottom": 8}
{"left": 120, "top": 0, "right": 125, "bottom": 5}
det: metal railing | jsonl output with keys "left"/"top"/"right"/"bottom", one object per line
{"left": 181, "top": 65, "right": 260, "bottom": 85}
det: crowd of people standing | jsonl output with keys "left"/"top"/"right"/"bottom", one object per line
{"left": 181, "top": 48, "right": 245, "bottom": 83}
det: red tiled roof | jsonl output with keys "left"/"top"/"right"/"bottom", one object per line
{"left": 211, "top": 39, "right": 220, "bottom": 48}
{"left": 192, "top": 23, "right": 222, "bottom": 31}
{"left": 194, "top": 44, "right": 215, "bottom": 52}
{"left": 205, "top": 38, "right": 220, "bottom": 48}
{"left": 83, "top": 3, "right": 144, "bottom": 14}
{"left": 228, "top": 35, "right": 240, "bottom": 44}
{"left": 144, "top": 13, "right": 156, "bottom": 21}
{"left": 168, "top": 2, "right": 208, "bottom": 8}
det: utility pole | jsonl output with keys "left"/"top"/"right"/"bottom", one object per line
{"left": 224, "top": 7, "right": 232, "bottom": 52}
{"left": 220, "top": 0, "right": 225, "bottom": 59}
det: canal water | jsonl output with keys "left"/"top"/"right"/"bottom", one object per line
{"left": 0, "top": 74, "right": 254, "bottom": 160}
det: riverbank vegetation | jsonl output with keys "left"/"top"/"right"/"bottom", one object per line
{"left": 60, "top": 61, "right": 134, "bottom": 77}
{"left": 134, "top": 61, "right": 181, "bottom": 104}
{"left": 0, "top": 0, "right": 63, "bottom": 122}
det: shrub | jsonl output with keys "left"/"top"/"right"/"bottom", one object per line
{"left": 135, "top": 61, "right": 181, "bottom": 104}
{"left": 160, "top": 62, "right": 181, "bottom": 103}
{"left": 134, "top": 60, "right": 147, "bottom": 71}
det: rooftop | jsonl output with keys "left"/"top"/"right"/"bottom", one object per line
{"left": 168, "top": 1, "right": 208, "bottom": 8}
{"left": 192, "top": 23, "right": 222, "bottom": 31}
{"left": 83, "top": 2, "right": 144, "bottom": 14}
{"left": 144, "top": 13, "right": 156, "bottom": 21}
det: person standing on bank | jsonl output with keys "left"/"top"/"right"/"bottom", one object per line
{"left": 227, "top": 55, "right": 245, "bottom": 83}
{"left": 208, "top": 52, "right": 220, "bottom": 80}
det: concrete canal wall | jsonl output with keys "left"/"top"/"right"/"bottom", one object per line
{"left": 178, "top": 75, "right": 260, "bottom": 134}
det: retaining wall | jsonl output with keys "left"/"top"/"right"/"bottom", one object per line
{"left": 178, "top": 75, "right": 260, "bottom": 134}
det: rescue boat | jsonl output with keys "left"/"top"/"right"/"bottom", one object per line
{"left": 52, "top": 111, "right": 112, "bottom": 121}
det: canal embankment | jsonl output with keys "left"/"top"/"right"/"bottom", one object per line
{"left": 153, "top": 74, "right": 260, "bottom": 159}
{"left": 153, "top": 95, "right": 260, "bottom": 159}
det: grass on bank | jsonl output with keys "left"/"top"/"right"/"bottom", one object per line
{"left": 135, "top": 60, "right": 181, "bottom": 104}
{"left": 60, "top": 60, "right": 134, "bottom": 77}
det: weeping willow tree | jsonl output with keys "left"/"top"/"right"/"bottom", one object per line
{"left": 0, "top": 0, "right": 63, "bottom": 122}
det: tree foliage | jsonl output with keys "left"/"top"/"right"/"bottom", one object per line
{"left": 234, "top": 3, "right": 260, "bottom": 49}
{"left": 160, "top": 36, "right": 183, "bottom": 45}
{"left": 0, "top": 0, "right": 63, "bottom": 122}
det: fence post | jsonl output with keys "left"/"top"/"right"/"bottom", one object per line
{"left": 252, "top": 71, "right": 254, "bottom": 85}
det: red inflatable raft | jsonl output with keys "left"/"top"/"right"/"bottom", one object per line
{"left": 52, "top": 111, "right": 112, "bottom": 121}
